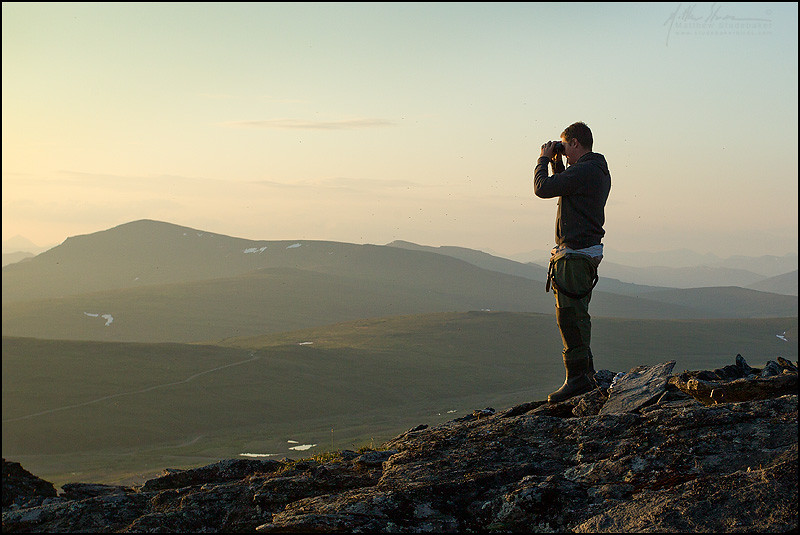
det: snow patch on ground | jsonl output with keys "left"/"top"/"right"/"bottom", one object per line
{"left": 84, "top": 312, "right": 113, "bottom": 326}
{"left": 289, "top": 444, "right": 317, "bottom": 451}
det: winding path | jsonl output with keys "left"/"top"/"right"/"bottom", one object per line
{"left": 3, "top": 352, "right": 260, "bottom": 423}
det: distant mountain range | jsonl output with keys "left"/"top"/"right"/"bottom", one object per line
{"left": 2, "top": 251, "right": 35, "bottom": 267}
{"left": 746, "top": 270, "right": 798, "bottom": 295}
{"left": 508, "top": 247, "right": 798, "bottom": 277}
{"left": 2, "top": 235, "right": 47, "bottom": 253}
{"left": 2, "top": 236, "right": 56, "bottom": 268}
{"left": 4, "top": 225, "right": 796, "bottom": 292}
{"left": 1, "top": 219, "right": 797, "bottom": 344}
{"left": 386, "top": 240, "right": 797, "bottom": 296}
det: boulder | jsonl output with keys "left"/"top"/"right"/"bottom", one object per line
{"left": 2, "top": 459, "right": 57, "bottom": 510}
{"left": 599, "top": 360, "right": 676, "bottom": 415}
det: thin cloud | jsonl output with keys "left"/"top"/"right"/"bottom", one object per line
{"left": 199, "top": 94, "right": 308, "bottom": 104}
{"left": 300, "top": 177, "right": 423, "bottom": 189}
{"left": 222, "top": 118, "right": 395, "bottom": 130}
{"left": 249, "top": 176, "right": 437, "bottom": 193}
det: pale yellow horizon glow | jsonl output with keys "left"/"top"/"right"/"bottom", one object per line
{"left": 2, "top": 2, "right": 798, "bottom": 258}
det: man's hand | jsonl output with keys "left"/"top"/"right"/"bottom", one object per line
{"left": 540, "top": 140, "right": 559, "bottom": 160}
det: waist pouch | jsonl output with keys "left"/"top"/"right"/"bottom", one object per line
{"left": 546, "top": 254, "right": 599, "bottom": 299}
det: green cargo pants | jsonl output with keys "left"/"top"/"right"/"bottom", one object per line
{"left": 550, "top": 254, "right": 598, "bottom": 361}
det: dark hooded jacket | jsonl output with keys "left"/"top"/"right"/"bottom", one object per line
{"left": 533, "top": 152, "right": 611, "bottom": 250}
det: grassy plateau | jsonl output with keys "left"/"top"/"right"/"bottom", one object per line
{"left": 3, "top": 311, "right": 796, "bottom": 487}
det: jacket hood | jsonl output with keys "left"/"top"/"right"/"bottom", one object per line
{"left": 579, "top": 152, "right": 610, "bottom": 175}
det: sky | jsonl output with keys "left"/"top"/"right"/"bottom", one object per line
{"left": 2, "top": 2, "right": 798, "bottom": 260}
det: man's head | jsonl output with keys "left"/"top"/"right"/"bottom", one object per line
{"left": 560, "top": 122, "right": 592, "bottom": 165}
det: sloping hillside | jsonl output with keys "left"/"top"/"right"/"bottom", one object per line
{"left": 2, "top": 252, "right": 35, "bottom": 267}
{"left": 639, "top": 286, "right": 798, "bottom": 318}
{"left": 747, "top": 270, "right": 798, "bottom": 296}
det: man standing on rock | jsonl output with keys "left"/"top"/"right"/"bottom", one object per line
{"left": 534, "top": 122, "right": 611, "bottom": 403}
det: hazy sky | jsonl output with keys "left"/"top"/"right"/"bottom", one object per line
{"left": 3, "top": 2, "right": 797, "bottom": 258}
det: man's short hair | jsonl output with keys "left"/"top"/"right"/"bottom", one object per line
{"left": 562, "top": 122, "right": 593, "bottom": 151}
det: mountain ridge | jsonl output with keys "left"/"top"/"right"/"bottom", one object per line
{"left": 746, "top": 269, "right": 799, "bottom": 296}
{"left": 5, "top": 220, "right": 797, "bottom": 290}
{"left": 3, "top": 220, "right": 796, "bottom": 344}
{"left": 389, "top": 239, "right": 798, "bottom": 294}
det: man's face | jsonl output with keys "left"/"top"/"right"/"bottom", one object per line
{"left": 560, "top": 136, "right": 578, "bottom": 164}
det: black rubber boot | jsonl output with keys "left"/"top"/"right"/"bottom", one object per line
{"left": 588, "top": 348, "right": 597, "bottom": 376}
{"left": 548, "top": 353, "right": 595, "bottom": 404}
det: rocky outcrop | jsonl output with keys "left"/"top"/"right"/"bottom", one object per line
{"left": 669, "top": 354, "right": 798, "bottom": 405}
{"left": 3, "top": 355, "right": 798, "bottom": 533}
{"left": 2, "top": 460, "right": 57, "bottom": 510}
